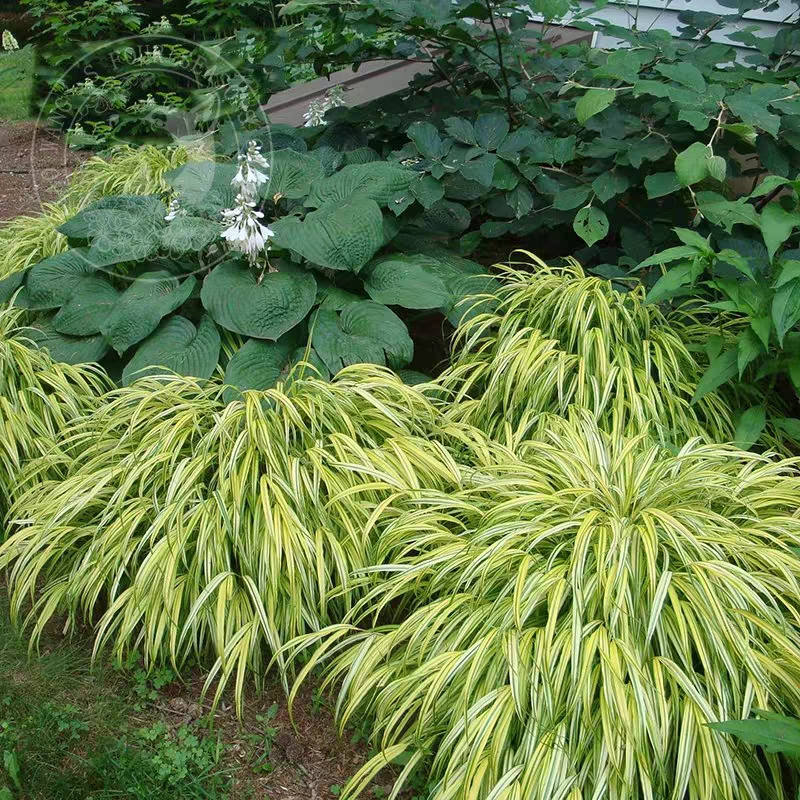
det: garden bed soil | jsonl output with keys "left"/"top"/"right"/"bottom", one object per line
{"left": 0, "top": 121, "right": 88, "bottom": 221}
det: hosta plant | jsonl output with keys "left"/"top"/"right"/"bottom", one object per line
{"left": 4, "top": 135, "right": 494, "bottom": 392}
{"left": 0, "top": 306, "right": 109, "bottom": 521}
{"left": 286, "top": 412, "right": 800, "bottom": 800}
{"left": 0, "top": 366, "right": 450, "bottom": 712}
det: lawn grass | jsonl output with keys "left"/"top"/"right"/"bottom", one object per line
{"left": 0, "top": 46, "right": 34, "bottom": 121}
{"left": 0, "top": 600, "right": 233, "bottom": 799}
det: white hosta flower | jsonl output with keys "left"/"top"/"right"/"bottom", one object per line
{"left": 303, "top": 97, "right": 328, "bottom": 128}
{"left": 164, "top": 198, "right": 183, "bottom": 222}
{"left": 221, "top": 199, "right": 274, "bottom": 264}
{"left": 326, "top": 84, "right": 346, "bottom": 108}
{"left": 232, "top": 140, "right": 270, "bottom": 201}
{"left": 2, "top": 30, "right": 19, "bottom": 51}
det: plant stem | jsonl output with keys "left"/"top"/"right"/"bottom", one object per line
{"left": 485, "top": 0, "right": 515, "bottom": 124}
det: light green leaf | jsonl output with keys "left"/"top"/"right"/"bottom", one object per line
{"left": 122, "top": 315, "right": 220, "bottom": 386}
{"left": 638, "top": 246, "right": 703, "bottom": 269}
{"left": 692, "top": 349, "right": 738, "bottom": 403}
{"left": 271, "top": 197, "right": 385, "bottom": 271}
{"left": 733, "top": 406, "right": 767, "bottom": 450}
{"left": 737, "top": 328, "right": 764, "bottom": 377}
{"left": 696, "top": 192, "right": 760, "bottom": 232}
{"left": 202, "top": 260, "right": 316, "bottom": 340}
{"left": 554, "top": 186, "right": 592, "bottom": 211}
{"left": 710, "top": 714, "right": 800, "bottom": 756}
{"left": 674, "top": 228, "right": 712, "bottom": 251}
{"left": 102, "top": 271, "right": 196, "bottom": 354}
{"left": 775, "top": 259, "right": 800, "bottom": 288}
{"left": 675, "top": 142, "right": 713, "bottom": 187}
{"left": 52, "top": 276, "right": 120, "bottom": 336}
{"left": 575, "top": 89, "right": 615, "bottom": 124}
{"left": 279, "top": 0, "right": 338, "bottom": 15}
{"left": 645, "top": 263, "right": 700, "bottom": 304}
{"left": 761, "top": 203, "right": 800, "bottom": 260}
{"left": 654, "top": 63, "right": 706, "bottom": 92}
{"left": 311, "top": 300, "right": 413, "bottom": 373}
{"left": 771, "top": 278, "right": 800, "bottom": 345}
{"left": 573, "top": 206, "right": 609, "bottom": 246}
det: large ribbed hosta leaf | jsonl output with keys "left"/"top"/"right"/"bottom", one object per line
{"left": 20, "top": 319, "right": 110, "bottom": 364}
{"left": 306, "top": 163, "right": 415, "bottom": 208}
{"left": 270, "top": 198, "right": 384, "bottom": 272}
{"left": 102, "top": 271, "right": 196, "bottom": 354}
{"left": 223, "top": 336, "right": 329, "bottom": 402}
{"left": 160, "top": 216, "right": 222, "bottom": 254}
{"left": 361, "top": 251, "right": 493, "bottom": 316}
{"left": 312, "top": 300, "right": 413, "bottom": 373}
{"left": 18, "top": 249, "right": 97, "bottom": 310}
{"left": 265, "top": 149, "right": 324, "bottom": 200}
{"left": 52, "top": 275, "right": 120, "bottom": 335}
{"left": 122, "top": 315, "right": 220, "bottom": 386}
{"left": 58, "top": 196, "right": 166, "bottom": 267}
{"left": 164, "top": 162, "right": 238, "bottom": 216}
{"left": 201, "top": 259, "right": 316, "bottom": 340}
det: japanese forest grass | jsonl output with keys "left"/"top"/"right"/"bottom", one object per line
{"left": 3, "top": 252, "right": 800, "bottom": 800}
{"left": 286, "top": 411, "right": 800, "bottom": 800}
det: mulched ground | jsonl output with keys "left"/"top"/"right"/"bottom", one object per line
{"left": 0, "top": 120, "right": 88, "bottom": 221}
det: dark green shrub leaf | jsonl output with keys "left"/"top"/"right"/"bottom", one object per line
{"left": 407, "top": 121, "right": 448, "bottom": 159}
{"left": 761, "top": 204, "right": 800, "bottom": 260}
{"left": 692, "top": 349, "right": 738, "bottom": 403}
{"left": 411, "top": 200, "right": 471, "bottom": 236}
{"left": 411, "top": 176, "right": 445, "bottom": 209}
{"left": 312, "top": 300, "right": 413, "bottom": 373}
{"left": 102, "top": 271, "right": 196, "bottom": 354}
{"left": 592, "top": 171, "right": 630, "bottom": 202}
{"left": 201, "top": 260, "right": 316, "bottom": 340}
{"left": 506, "top": 184, "right": 533, "bottom": 218}
{"left": 474, "top": 114, "right": 509, "bottom": 151}
{"left": 52, "top": 276, "right": 120, "bottom": 336}
{"left": 492, "top": 161, "right": 518, "bottom": 190}
{"left": 554, "top": 186, "right": 592, "bottom": 211}
{"left": 726, "top": 92, "right": 781, "bottom": 138}
{"left": 21, "top": 320, "right": 110, "bottom": 365}
{"left": 460, "top": 154, "right": 499, "bottom": 187}
{"left": 271, "top": 197, "right": 385, "bottom": 271}
{"left": 122, "top": 315, "right": 220, "bottom": 386}
{"left": 627, "top": 137, "right": 670, "bottom": 169}
{"left": 675, "top": 142, "right": 714, "bottom": 187}
{"left": 645, "top": 172, "right": 681, "bottom": 199}
{"left": 573, "top": 206, "right": 609, "bottom": 246}
{"left": 696, "top": 192, "right": 760, "bottom": 232}
{"left": 654, "top": 63, "right": 706, "bottom": 92}
{"left": 444, "top": 117, "right": 477, "bottom": 146}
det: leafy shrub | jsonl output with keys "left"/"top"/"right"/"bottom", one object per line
{"left": 0, "top": 306, "right": 109, "bottom": 521}
{"left": 0, "top": 366, "right": 454, "bottom": 711}
{"left": 287, "top": 411, "right": 800, "bottom": 800}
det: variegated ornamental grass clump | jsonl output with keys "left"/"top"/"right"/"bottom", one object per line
{"left": 441, "top": 252, "right": 754, "bottom": 448}
{"left": 0, "top": 365, "right": 462, "bottom": 712}
{"left": 0, "top": 306, "right": 109, "bottom": 519}
{"left": 287, "top": 412, "right": 800, "bottom": 800}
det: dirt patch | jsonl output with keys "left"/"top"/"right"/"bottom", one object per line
{"left": 0, "top": 120, "right": 88, "bottom": 220}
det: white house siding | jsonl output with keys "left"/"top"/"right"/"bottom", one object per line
{"left": 574, "top": 0, "right": 796, "bottom": 52}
